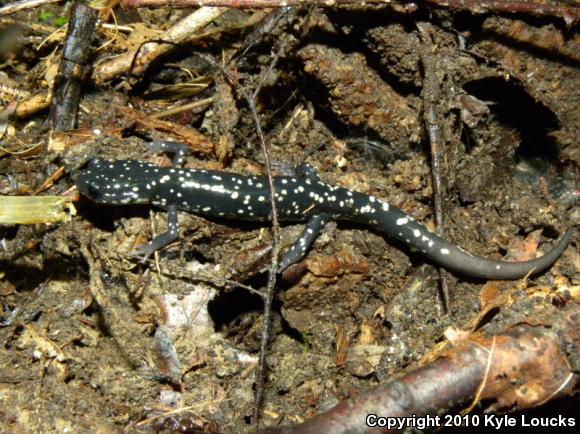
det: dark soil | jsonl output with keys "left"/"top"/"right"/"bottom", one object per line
{"left": 0, "top": 3, "right": 578, "bottom": 433}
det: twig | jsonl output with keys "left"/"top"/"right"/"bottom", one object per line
{"left": 155, "top": 263, "right": 267, "bottom": 298}
{"left": 49, "top": 3, "right": 98, "bottom": 133}
{"left": 116, "top": 105, "right": 214, "bottom": 154}
{"left": 417, "top": 23, "right": 450, "bottom": 313}
{"left": 244, "top": 91, "right": 281, "bottom": 425}
{"left": 243, "top": 92, "right": 280, "bottom": 406}
{"left": 187, "top": 47, "right": 285, "bottom": 422}
{"left": 237, "top": 38, "right": 290, "bottom": 425}
{"left": 428, "top": 0, "right": 579, "bottom": 25}
{"left": 150, "top": 97, "right": 215, "bottom": 119}
{"left": 120, "top": 0, "right": 580, "bottom": 24}
{"left": 122, "top": 0, "right": 395, "bottom": 8}
{"left": 92, "top": 7, "right": 228, "bottom": 85}
{"left": 0, "top": 0, "right": 61, "bottom": 17}
{"left": 256, "top": 307, "right": 578, "bottom": 433}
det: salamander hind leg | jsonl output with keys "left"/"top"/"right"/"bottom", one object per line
{"left": 278, "top": 213, "right": 331, "bottom": 272}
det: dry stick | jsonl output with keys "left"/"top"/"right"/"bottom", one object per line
{"left": 119, "top": 0, "right": 580, "bottom": 24}
{"left": 236, "top": 36, "right": 292, "bottom": 423}
{"left": 194, "top": 46, "right": 283, "bottom": 422}
{"left": 256, "top": 310, "right": 577, "bottom": 434}
{"left": 92, "top": 7, "right": 228, "bottom": 84}
{"left": 429, "top": 0, "right": 579, "bottom": 25}
{"left": 243, "top": 92, "right": 281, "bottom": 425}
{"left": 50, "top": 3, "right": 98, "bottom": 133}
{"left": 417, "top": 23, "right": 450, "bottom": 314}
{"left": 0, "top": 0, "right": 61, "bottom": 17}
{"left": 150, "top": 96, "right": 215, "bottom": 119}
{"left": 122, "top": 0, "right": 395, "bottom": 8}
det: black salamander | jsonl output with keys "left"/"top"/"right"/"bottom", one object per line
{"left": 76, "top": 142, "right": 571, "bottom": 279}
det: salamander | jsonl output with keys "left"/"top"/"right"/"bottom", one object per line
{"left": 76, "top": 142, "right": 571, "bottom": 279}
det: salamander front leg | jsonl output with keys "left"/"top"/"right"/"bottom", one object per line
{"left": 278, "top": 213, "right": 331, "bottom": 272}
{"left": 293, "top": 162, "right": 320, "bottom": 181}
{"left": 131, "top": 205, "right": 180, "bottom": 262}
{"left": 149, "top": 141, "right": 188, "bottom": 166}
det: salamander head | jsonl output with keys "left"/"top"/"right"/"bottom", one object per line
{"left": 76, "top": 158, "right": 153, "bottom": 205}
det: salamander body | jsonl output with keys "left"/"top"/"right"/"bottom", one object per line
{"left": 76, "top": 145, "right": 571, "bottom": 279}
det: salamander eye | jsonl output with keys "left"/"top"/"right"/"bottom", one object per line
{"left": 87, "top": 184, "right": 102, "bottom": 200}
{"left": 88, "top": 158, "right": 103, "bottom": 170}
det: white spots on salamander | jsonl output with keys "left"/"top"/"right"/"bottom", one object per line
{"left": 396, "top": 217, "right": 409, "bottom": 225}
{"left": 82, "top": 160, "right": 498, "bottom": 276}
{"left": 183, "top": 180, "right": 200, "bottom": 189}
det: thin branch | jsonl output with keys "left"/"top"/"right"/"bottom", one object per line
{"left": 256, "top": 307, "right": 577, "bottom": 433}
{"left": 122, "top": 0, "right": 395, "bottom": 8}
{"left": 417, "top": 23, "right": 450, "bottom": 313}
{"left": 0, "top": 0, "right": 61, "bottom": 17}
{"left": 120, "top": 0, "right": 580, "bottom": 24}
{"left": 244, "top": 91, "right": 281, "bottom": 425}
{"left": 50, "top": 3, "right": 98, "bottom": 133}
{"left": 92, "top": 7, "right": 228, "bottom": 85}
{"left": 238, "top": 37, "right": 291, "bottom": 425}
